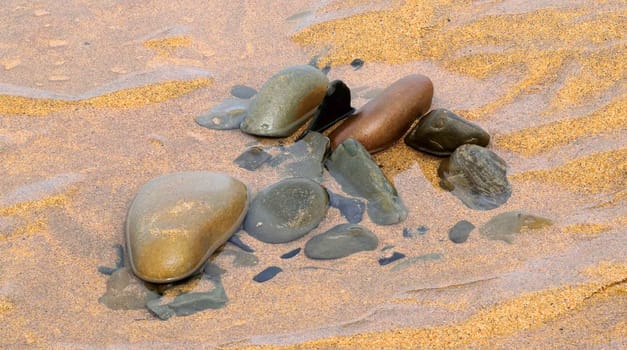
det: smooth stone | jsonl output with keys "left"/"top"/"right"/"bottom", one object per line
{"left": 325, "top": 138, "right": 408, "bottom": 225}
{"left": 391, "top": 253, "right": 443, "bottom": 271}
{"left": 99, "top": 268, "right": 160, "bottom": 310}
{"left": 405, "top": 108, "right": 490, "bottom": 156}
{"left": 329, "top": 74, "right": 433, "bottom": 153}
{"left": 448, "top": 220, "right": 475, "bottom": 243}
{"left": 146, "top": 279, "right": 227, "bottom": 320}
{"left": 327, "top": 190, "right": 366, "bottom": 224}
{"left": 304, "top": 224, "right": 378, "bottom": 260}
{"left": 253, "top": 266, "right": 282, "bottom": 282}
{"left": 230, "top": 85, "right": 257, "bottom": 99}
{"left": 233, "top": 146, "right": 272, "bottom": 171}
{"left": 297, "top": 80, "right": 355, "bottom": 140}
{"left": 227, "top": 233, "right": 255, "bottom": 253}
{"left": 280, "top": 248, "right": 301, "bottom": 259}
{"left": 480, "top": 211, "right": 553, "bottom": 243}
{"left": 195, "top": 98, "right": 250, "bottom": 130}
{"left": 126, "top": 172, "right": 248, "bottom": 283}
{"left": 240, "top": 65, "right": 329, "bottom": 137}
{"left": 438, "top": 144, "right": 512, "bottom": 210}
{"left": 350, "top": 58, "right": 364, "bottom": 70}
{"left": 244, "top": 177, "right": 328, "bottom": 243}
{"left": 97, "top": 244, "right": 125, "bottom": 275}
{"left": 378, "top": 252, "right": 405, "bottom": 265}
{"left": 276, "top": 132, "right": 329, "bottom": 182}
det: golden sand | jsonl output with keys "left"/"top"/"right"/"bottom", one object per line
{"left": 0, "top": 194, "right": 68, "bottom": 216}
{"left": 0, "top": 298, "right": 14, "bottom": 315}
{"left": 372, "top": 140, "right": 441, "bottom": 188}
{"left": 562, "top": 223, "right": 612, "bottom": 235}
{"left": 143, "top": 36, "right": 192, "bottom": 56}
{"left": 512, "top": 149, "right": 627, "bottom": 194}
{"left": 496, "top": 97, "right": 627, "bottom": 155}
{"left": 0, "top": 78, "right": 211, "bottom": 116}
{"left": 234, "top": 263, "right": 626, "bottom": 349}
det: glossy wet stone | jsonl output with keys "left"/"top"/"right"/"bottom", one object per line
{"left": 350, "top": 58, "right": 364, "bottom": 70}
{"left": 449, "top": 220, "right": 475, "bottom": 243}
{"left": 480, "top": 211, "right": 553, "bottom": 243}
{"left": 281, "top": 248, "right": 301, "bottom": 259}
{"left": 391, "top": 253, "right": 443, "bottom": 271}
{"left": 230, "top": 84, "right": 257, "bottom": 99}
{"left": 126, "top": 171, "right": 248, "bottom": 283}
{"left": 97, "top": 244, "right": 125, "bottom": 275}
{"left": 325, "top": 138, "right": 407, "bottom": 225}
{"left": 99, "top": 268, "right": 160, "bottom": 310}
{"left": 240, "top": 65, "right": 329, "bottom": 137}
{"left": 379, "top": 252, "right": 406, "bottom": 265}
{"left": 327, "top": 190, "right": 366, "bottom": 224}
{"left": 244, "top": 177, "right": 328, "bottom": 243}
{"left": 275, "top": 132, "right": 329, "bottom": 182}
{"left": 253, "top": 266, "right": 282, "bottom": 282}
{"left": 233, "top": 146, "right": 272, "bottom": 171}
{"left": 405, "top": 108, "right": 490, "bottom": 156}
{"left": 297, "top": 80, "right": 355, "bottom": 140}
{"left": 304, "top": 224, "right": 378, "bottom": 260}
{"left": 438, "top": 144, "right": 512, "bottom": 210}
{"left": 329, "top": 74, "right": 433, "bottom": 153}
{"left": 195, "top": 98, "right": 250, "bottom": 130}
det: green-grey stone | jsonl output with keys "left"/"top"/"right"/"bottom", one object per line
{"left": 195, "top": 98, "right": 249, "bottom": 130}
{"left": 126, "top": 171, "right": 248, "bottom": 283}
{"left": 277, "top": 131, "right": 329, "bottom": 182}
{"left": 240, "top": 65, "right": 329, "bottom": 137}
{"left": 98, "top": 268, "right": 160, "bottom": 310}
{"left": 325, "top": 138, "right": 407, "bottom": 225}
{"left": 405, "top": 108, "right": 490, "bottom": 156}
{"left": 480, "top": 211, "right": 553, "bottom": 243}
{"left": 244, "top": 177, "right": 329, "bottom": 243}
{"left": 448, "top": 220, "right": 475, "bottom": 243}
{"left": 438, "top": 144, "right": 511, "bottom": 210}
{"left": 304, "top": 224, "right": 378, "bottom": 260}
{"left": 146, "top": 279, "right": 227, "bottom": 320}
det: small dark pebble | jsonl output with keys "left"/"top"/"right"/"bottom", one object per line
{"left": 328, "top": 190, "right": 365, "bottom": 224}
{"left": 227, "top": 234, "right": 255, "bottom": 253}
{"left": 297, "top": 80, "right": 355, "bottom": 140}
{"left": 403, "top": 226, "right": 429, "bottom": 238}
{"left": 230, "top": 85, "right": 257, "bottom": 99}
{"left": 378, "top": 252, "right": 406, "bottom": 266}
{"left": 417, "top": 225, "right": 429, "bottom": 234}
{"left": 321, "top": 65, "right": 331, "bottom": 75}
{"left": 97, "top": 266, "right": 117, "bottom": 275}
{"left": 350, "top": 58, "right": 364, "bottom": 70}
{"left": 253, "top": 266, "right": 283, "bottom": 282}
{"left": 280, "top": 248, "right": 301, "bottom": 259}
{"left": 448, "top": 220, "right": 475, "bottom": 243}
{"left": 233, "top": 146, "right": 272, "bottom": 171}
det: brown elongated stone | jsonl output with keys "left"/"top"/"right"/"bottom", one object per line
{"left": 329, "top": 74, "right": 433, "bottom": 153}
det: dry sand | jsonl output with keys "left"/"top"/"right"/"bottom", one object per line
{"left": 0, "top": 0, "right": 625, "bottom": 349}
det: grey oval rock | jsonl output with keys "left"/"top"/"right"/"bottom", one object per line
{"left": 405, "top": 108, "right": 490, "bottom": 156}
{"left": 240, "top": 65, "right": 329, "bottom": 137}
{"left": 438, "top": 144, "right": 512, "bottom": 210}
{"left": 126, "top": 172, "right": 248, "bottom": 283}
{"left": 305, "top": 224, "right": 378, "bottom": 260}
{"left": 448, "top": 220, "right": 475, "bottom": 243}
{"left": 244, "top": 177, "right": 328, "bottom": 243}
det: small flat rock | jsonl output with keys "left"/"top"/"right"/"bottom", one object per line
{"left": 280, "top": 248, "right": 301, "bottom": 259}
{"left": 350, "top": 58, "right": 364, "bottom": 70}
{"left": 327, "top": 190, "right": 365, "bottom": 224}
{"left": 448, "top": 220, "right": 475, "bottom": 243}
{"left": 195, "top": 98, "right": 250, "bottom": 130}
{"left": 305, "top": 224, "right": 378, "bottom": 260}
{"left": 253, "top": 266, "right": 282, "bottom": 282}
{"left": 98, "top": 268, "right": 160, "bottom": 310}
{"left": 233, "top": 146, "right": 272, "bottom": 170}
{"left": 230, "top": 85, "right": 257, "bottom": 99}
{"left": 227, "top": 233, "right": 255, "bottom": 253}
{"left": 244, "top": 177, "right": 328, "bottom": 243}
{"left": 480, "top": 211, "right": 552, "bottom": 243}
{"left": 274, "top": 132, "right": 329, "bottom": 182}
{"left": 146, "top": 279, "right": 228, "bottom": 320}
{"left": 378, "top": 252, "right": 405, "bottom": 266}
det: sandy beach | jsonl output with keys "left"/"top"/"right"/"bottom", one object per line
{"left": 0, "top": 0, "right": 625, "bottom": 348}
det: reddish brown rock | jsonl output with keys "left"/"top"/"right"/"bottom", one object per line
{"left": 329, "top": 74, "right": 433, "bottom": 153}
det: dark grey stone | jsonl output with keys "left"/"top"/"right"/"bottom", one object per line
{"left": 305, "top": 224, "right": 378, "bottom": 260}
{"left": 233, "top": 147, "right": 272, "bottom": 171}
{"left": 448, "top": 220, "right": 475, "bottom": 243}
{"left": 230, "top": 85, "right": 257, "bottom": 99}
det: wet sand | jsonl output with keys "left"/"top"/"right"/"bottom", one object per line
{"left": 0, "top": 0, "right": 625, "bottom": 349}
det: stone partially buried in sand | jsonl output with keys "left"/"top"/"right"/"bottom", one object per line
{"left": 305, "top": 224, "right": 378, "bottom": 260}
{"left": 480, "top": 211, "right": 553, "bottom": 243}
{"left": 405, "top": 108, "right": 490, "bottom": 156}
{"left": 438, "top": 144, "right": 512, "bottom": 210}
{"left": 325, "top": 138, "right": 408, "bottom": 225}
{"left": 195, "top": 98, "right": 250, "bottom": 130}
{"left": 240, "top": 65, "right": 329, "bottom": 137}
{"left": 126, "top": 171, "right": 248, "bottom": 283}
{"left": 244, "top": 177, "right": 328, "bottom": 243}
{"left": 329, "top": 74, "right": 433, "bottom": 153}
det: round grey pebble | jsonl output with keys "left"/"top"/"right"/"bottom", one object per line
{"left": 448, "top": 220, "right": 475, "bottom": 243}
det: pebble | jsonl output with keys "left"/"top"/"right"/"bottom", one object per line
{"left": 233, "top": 146, "right": 272, "bottom": 170}
{"left": 253, "top": 266, "right": 283, "bottom": 282}
{"left": 230, "top": 84, "right": 257, "bottom": 99}
{"left": 240, "top": 65, "right": 329, "bottom": 137}
{"left": 297, "top": 80, "right": 355, "bottom": 139}
{"left": 126, "top": 172, "right": 248, "bottom": 283}
{"left": 220, "top": 249, "right": 259, "bottom": 267}
{"left": 146, "top": 279, "right": 227, "bottom": 320}
{"left": 98, "top": 268, "right": 160, "bottom": 310}
{"left": 304, "top": 224, "right": 378, "bottom": 260}
{"left": 280, "top": 248, "right": 301, "bottom": 259}
{"left": 325, "top": 138, "right": 408, "bottom": 225}
{"left": 329, "top": 74, "right": 433, "bottom": 153}
{"left": 448, "top": 220, "right": 475, "bottom": 243}
{"left": 438, "top": 144, "right": 512, "bottom": 210}
{"left": 327, "top": 190, "right": 366, "bottom": 224}
{"left": 480, "top": 211, "right": 553, "bottom": 243}
{"left": 244, "top": 177, "right": 329, "bottom": 243}
{"left": 350, "top": 58, "right": 364, "bottom": 70}
{"left": 227, "top": 233, "right": 255, "bottom": 253}
{"left": 378, "top": 252, "right": 405, "bottom": 266}
{"left": 405, "top": 108, "right": 490, "bottom": 156}
{"left": 273, "top": 132, "right": 329, "bottom": 182}
{"left": 195, "top": 98, "right": 250, "bottom": 130}
{"left": 403, "top": 226, "right": 429, "bottom": 238}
